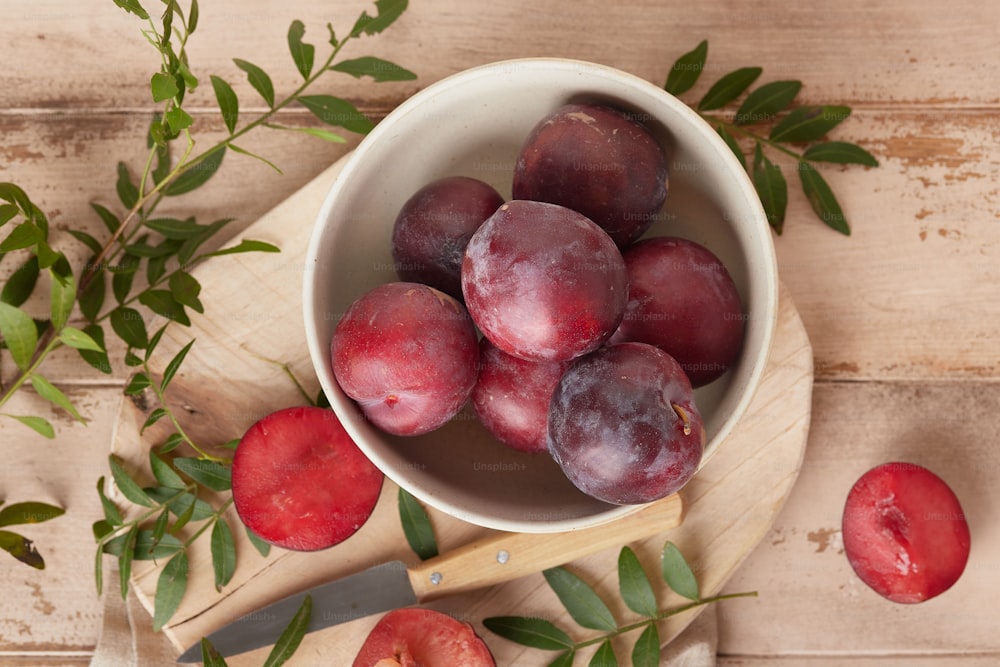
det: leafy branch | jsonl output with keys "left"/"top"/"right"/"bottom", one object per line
{"left": 484, "top": 541, "right": 757, "bottom": 666}
{"left": 664, "top": 40, "right": 878, "bottom": 235}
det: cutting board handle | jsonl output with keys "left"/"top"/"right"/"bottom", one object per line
{"left": 408, "top": 492, "right": 685, "bottom": 601}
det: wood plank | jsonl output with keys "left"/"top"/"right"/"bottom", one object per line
{"left": 3, "top": 0, "right": 998, "bottom": 110}
{"left": 720, "top": 657, "right": 1000, "bottom": 666}
{"left": 716, "top": 379, "right": 999, "bottom": 656}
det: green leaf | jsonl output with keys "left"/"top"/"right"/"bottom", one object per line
{"left": 200, "top": 638, "right": 227, "bottom": 667}
{"left": 92, "top": 519, "right": 114, "bottom": 542}
{"left": 112, "top": 0, "right": 149, "bottom": 20}
{"left": 78, "top": 267, "right": 106, "bottom": 322}
{"left": 752, "top": 143, "right": 788, "bottom": 234}
{"left": 153, "top": 552, "right": 188, "bottom": 632}
{"left": 0, "top": 502, "right": 64, "bottom": 527}
{"left": 2, "top": 414, "right": 54, "bottom": 438}
{"left": 664, "top": 39, "right": 708, "bottom": 96}
{"left": 298, "top": 95, "right": 374, "bottom": 134}
{"left": 0, "top": 221, "right": 44, "bottom": 251}
{"left": 164, "top": 148, "right": 226, "bottom": 197}
{"left": 287, "top": 20, "right": 315, "bottom": 80}
{"left": 151, "top": 72, "right": 180, "bottom": 102}
{"left": 187, "top": 0, "right": 200, "bottom": 33}
{"left": 143, "top": 487, "right": 215, "bottom": 523}
{"left": 803, "top": 141, "right": 879, "bottom": 166}
{"left": 0, "top": 203, "right": 18, "bottom": 226}
{"left": 138, "top": 289, "right": 190, "bottom": 326}
{"left": 30, "top": 373, "right": 87, "bottom": 424}
{"left": 698, "top": 66, "right": 762, "bottom": 111}
{"left": 2, "top": 255, "right": 40, "bottom": 307}
{"left": 350, "top": 0, "right": 408, "bottom": 37}
{"left": 109, "top": 455, "right": 155, "bottom": 508}
{"left": 165, "top": 107, "right": 194, "bottom": 134}
{"left": 770, "top": 105, "right": 852, "bottom": 143}
{"left": 661, "top": 541, "right": 700, "bottom": 600}
{"left": 228, "top": 144, "right": 283, "bottom": 174}
{"left": 68, "top": 230, "right": 103, "bottom": 256}
{"left": 262, "top": 594, "right": 312, "bottom": 667}
{"left": 210, "top": 75, "right": 239, "bottom": 134}
{"left": 116, "top": 162, "right": 139, "bottom": 210}
{"left": 330, "top": 56, "right": 416, "bottom": 82}
{"left": 110, "top": 306, "right": 149, "bottom": 349}
{"left": 49, "top": 269, "right": 75, "bottom": 331}
{"left": 162, "top": 339, "right": 195, "bottom": 392}
{"left": 91, "top": 202, "right": 121, "bottom": 234}
{"left": 285, "top": 126, "right": 347, "bottom": 143}
{"left": 398, "top": 488, "right": 437, "bottom": 560}
{"left": 547, "top": 652, "right": 576, "bottom": 667}
{"left": 246, "top": 526, "right": 271, "bottom": 557}
{"left": 111, "top": 252, "right": 140, "bottom": 303}
{"left": 588, "top": 639, "right": 616, "bottom": 667}
{"left": 177, "top": 217, "right": 234, "bottom": 265}
{"left": 168, "top": 271, "right": 204, "bottom": 313}
{"left": 144, "top": 217, "right": 204, "bottom": 240}
{"left": 132, "top": 530, "right": 184, "bottom": 561}
{"left": 142, "top": 407, "right": 169, "bottom": 433}
{"left": 632, "top": 623, "right": 661, "bottom": 667}
{"left": 60, "top": 325, "right": 103, "bottom": 352}
{"left": 76, "top": 324, "right": 111, "bottom": 374}
{"left": 0, "top": 530, "right": 45, "bottom": 569}
{"left": 201, "top": 238, "right": 280, "bottom": 258}
{"left": 735, "top": 80, "right": 801, "bottom": 125}
{"left": 233, "top": 58, "right": 275, "bottom": 108}
{"left": 97, "top": 477, "right": 123, "bottom": 526}
{"left": 118, "top": 523, "right": 138, "bottom": 599}
{"left": 543, "top": 567, "right": 617, "bottom": 632}
{"left": 211, "top": 518, "right": 236, "bottom": 591}
{"left": 0, "top": 301, "right": 38, "bottom": 370}
{"left": 799, "top": 162, "right": 850, "bottom": 235}
{"left": 618, "top": 546, "right": 658, "bottom": 617}
{"left": 482, "top": 616, "right": 574, "bottom": 650}
{"left": 0, "top": 182, "right": 32, "bottom": 211}
{"left": 124, "top": 372, "right": 151, "bottom": 396}
{"left": 173, "top": 457, "right": 232, "bottom": 491}
{"left": 150, "top": 452, "right": 186, "bottom": 490}
{"left": 717, "top": 126, "right": 745, "bottom": 170}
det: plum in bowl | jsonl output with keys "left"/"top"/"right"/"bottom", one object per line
{"left": 303, "top": 58, "right": 778, "bottom": 533}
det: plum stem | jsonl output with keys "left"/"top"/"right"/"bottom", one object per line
{"left": 672, "top": 403, "right": 693, "bottom": 435}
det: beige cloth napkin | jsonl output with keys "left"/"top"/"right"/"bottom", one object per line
{"left": 90, "top": 562, "right": 718, "bottom": 666}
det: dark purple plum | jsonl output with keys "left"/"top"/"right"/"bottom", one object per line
{"left": 471, "top": 337, "right": 571, "bottom": 454}
{"left": 611, "top": 236, "right": 745, "bottom": 387}
{"left": 547, "top": 342, "right": 704, "bottom": 505}
{"left": 331, "top": 282, "right": 479, "bottom": 436}
{"left": 512, "top": 102, "right": 669, "bottom": 248}
{"left": 461, "top": 200, "right": 628, "bottom": 362}
{"left": 391, "top": 176, "right": 505, "bottom": 301}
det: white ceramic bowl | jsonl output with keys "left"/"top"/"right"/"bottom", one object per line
{"left": 304, "top": 58, "right": 778, "bottom": 533}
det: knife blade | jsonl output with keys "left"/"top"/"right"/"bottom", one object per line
{"left": 177, "top": 492, "right": 685, "bottom": 663}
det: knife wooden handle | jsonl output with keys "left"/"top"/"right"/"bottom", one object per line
{"left": 408, "top": 492, "right": 685, "bottom": 601}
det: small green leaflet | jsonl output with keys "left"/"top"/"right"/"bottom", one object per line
{"left": 298, "top": 95, "right": 374, "bottom": 134}
{"left": 164, "top": 148, "right": 226, "bottom": 197}
{"left": 0, "top": 502, "right": 64, "bottom": 527}
{"left": 173, "top": 457, "right": 232, "bottom": 491}
{"left": 2, "top": 414, "right": 54, "bottom": 438}
{"left": 617, "top": 546, "right": 657, "bottom": 617}
{"left": 752, "top": 143, "right": 788, "bottom": 234}
{"left": 716, "top": 126, "right": 745, "bottom": 170}
{"left": 481, "top": 616, "right": 574, "bottom": 650}
{"left": 211, "top": 518, "right": 236, "bottom": 591}
{"left": 151, "top": 72, "right": 180, "bottom": 103}
{"left": 49, "top": 270, "right": 75, "bottom": 331}
{"left": 200, "top": 638, "right": 227, "bottom": 667}
{"left": 153, "top": 551, "right": 188, "bottom": 632}
{"left": 287, "top": 20, "right": 315, "bottom": 80}
{"left": 261, "top": 594, "right": 312, "bottom": 667}
{"left": 110, "top": 306, "right": 149, "bottom": 349}
{"left": 108, "top": 454, "right": 155, "bottom": 508}
{"left": 0, "top": 530, "right": 45, "bottom": 569}
{"left": 350, "top": 0, "right": 409, "bottom": 38}
{"left": 799, "top": 162, "right": 850, "bottom": 235}
{"left": 697, "top": 66, "right": 762, "bottom": 111}
{"left": 210, "top": 75, "right": 239, "bottom": 134}
{"left": 664, "top": 39, "right": 707, "bottom": 96}
{"left": 0, "top": 302, "right": 38, "bottom": 370}
{"left": 150, "top": 451, "right": 186, "bottom": 490}
{"left": 803, "top": 141, "right": 879, "bottom": 166}
{"left": 542, "top": 567, "right": 618, "bottom": 632}
{"left": 60, "top": 325, "right": 104, "bottom": 352}
{"left": 116, "top": 162, "right": 139, "bottom": 210}
{"left": 770, "top": 105, "right": 852, "bottom": 143}
{"left": 588, "top": 639, "right": 616, "bottom": 667}
{"left": 735, "top": 80, "right": 801, "bottom": 125}
{"left": 330, "top": 56, "right": 417, "bottom": 82}
{"left": 661, "top": 541, "right": 700, "bottom": 601}
{"left": 1, "top": 255, "right": 40, "bottom": 307}
{"left": 233, "top": 58, "right": 275, "bottom": 108}
{"left": 201, "top": 239, "right": 280, "bottom": 258}
{"left": 397, "top": 488, "right": 438, "bottom": 560}
{"left": 0, "top": 221, "right": 44, "bottom": 252}
{"left": 112, "top": 0, "right": 149, "bottom": 20}
{"left": 632, "top": 623, "right": 661, "bottom": 667}
{"left": 162, "top": 339, "right": 195, "bottom": 393}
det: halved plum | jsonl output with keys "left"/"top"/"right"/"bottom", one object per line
{"left": 352, "top": 608, "right": 495, "bottom": 667}
{"left": 232, "top": 406, "right": 384, "bottom": 552}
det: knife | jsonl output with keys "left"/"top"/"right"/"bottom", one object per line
{"left": 177, "top": 492, "right": 685, "bottom": 662}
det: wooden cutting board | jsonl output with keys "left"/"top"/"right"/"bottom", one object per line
{"left": 110, "top": 155, "right": 813, "bottom": 666}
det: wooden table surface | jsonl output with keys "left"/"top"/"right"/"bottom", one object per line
{"left": 2, "top": 1, "right": 998, "bottom": 665}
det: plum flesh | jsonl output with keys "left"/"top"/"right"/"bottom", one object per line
{"left": 331, "top": 282, "right": 480, "bottom": 436}
{"left": 391, "top": 176, "right": 505, "bottom": 301}
{"left": 513, "top": 102, "right": 669, "bottom": 248}
{"left": 352, "top": 608, "right": 495, "bottom": 666}
{"left": 547, "top": 342, "right": 705, "bottom": 505}
{"left": 471, "top": 337, "right": 571, "bottom": 454}
{"left": 462, "top": 200, "right": 628, "bottom": 362}
{"left": 611, "top": 236, "right": 745, "bottom": 387}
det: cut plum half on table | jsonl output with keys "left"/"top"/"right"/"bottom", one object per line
{"left": 352, "top": 608, "right": 496, "bottom": 667}
{"left": 232, "top": 406, "right": 384, "bottom": 551}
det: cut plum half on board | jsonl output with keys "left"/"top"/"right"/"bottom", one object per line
{"left": 352, "top": 608, "right": 496, "bottom": 667}
{"left": 842, "top": 461, "right": 970, "bottom": 603}
{"left": 232, "top": 406, "right": 384, "bottom": 551}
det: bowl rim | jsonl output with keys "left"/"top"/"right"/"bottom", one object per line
{"left": 303, "top": 56, "right": 779, "bottom": 533}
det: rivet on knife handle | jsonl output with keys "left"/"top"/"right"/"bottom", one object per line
{"left": 407, "top": 492, "right": 685, "bottom": 601}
